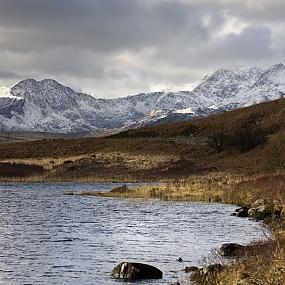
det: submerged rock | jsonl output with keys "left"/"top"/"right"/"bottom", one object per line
{"left": 184, "top": 266, "right": 199, "bottom": 273}
{"left": 111, "top": 262, "right": 163, "bottom": 280}
{"left": 110, "top": 185, "right": 129, "bottom": 193}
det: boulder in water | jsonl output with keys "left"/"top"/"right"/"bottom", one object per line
{"left": 219, "top": 243, "right": 244, "bottom": 257}
{"left": 111, "top": 262, "right": 163, "bottom": 280}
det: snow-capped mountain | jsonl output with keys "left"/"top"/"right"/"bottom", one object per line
{"left": 0, "top": 64, "right": 284, "bottom": 133}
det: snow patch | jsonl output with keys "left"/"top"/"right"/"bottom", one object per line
{"left": 175, "top": 107, "right": 195, "bottom": 114}
{"left": 0, "top": 86, "right": 22, "bottom": 100}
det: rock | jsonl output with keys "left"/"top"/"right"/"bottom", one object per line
{"left": 231, "top": 212, "right": 237, "bottom": 216}
{"left": 252, "top": 199, "right": 267, "bottom": 208}
{"left": 171, "top": 282, "right": 180, "bottom": 285}
{"left": 191, "top": 264, "right": 226, "bottom": 283}
{"left": 111, "top": 262, "right": 163, "bottom": 280}
{"left": 248, "top": 204, "right": 273, "bottom": 221}
{"left": 219, "top": 243, "right": 244, "bottom": 257}
{"left": 204, "top": 264, "right": 224, "bottom": 273}
{"left": 248, "top": 199, "right": 283, "bottom": 221}
{"left": 236, "top": 207, "right": 249, "bottom": 217}
{"left": 110, "top": 185, "right": 132, "bottom": 194}
{"left": 184, "top": 266, "right": 199, "bottom": 273}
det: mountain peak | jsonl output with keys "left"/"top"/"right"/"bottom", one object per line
{"left": 0, "top": 63, "right": 284, "bottom": 133}
{"left": 272, "top": 63, "right": 285, "bottom": 69}
{"left": 39, "top": 79, "right": 66, "bottom": 88}
{"left": 13, "top": 78, "right": 70, "bottom": 90}
{"left": 15, "top": 78, "right": 38, "bottom": 87}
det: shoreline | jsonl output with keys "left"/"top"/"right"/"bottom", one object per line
{"left": 1, "top": 172, "right": 284, "bottom": 284}
{"left": 73, "top": 174, "right": 284, "bottom": 285}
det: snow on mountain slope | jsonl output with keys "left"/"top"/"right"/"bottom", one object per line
{"left": 0, "top": 86, "right": 22, "bottom": 100}
{"left": 0, "top": 63, "right": 284, "bottom": 133}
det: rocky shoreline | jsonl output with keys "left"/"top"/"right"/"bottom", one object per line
{"left": 170, "top": 198, "right": 283, "bottom": 285}
{"left": 69, "top": 182, "right": 284, "bottom": 284}
{"left": 107, "top": 190, "right": 283, "bottom": 284}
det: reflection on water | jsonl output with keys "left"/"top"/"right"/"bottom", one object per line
{"left": 0, "top": 183, "right": 267, "bottom": 284}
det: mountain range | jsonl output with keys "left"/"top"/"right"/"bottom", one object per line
{"left": 0, "top": 63, "right": 284, "bottom": 134}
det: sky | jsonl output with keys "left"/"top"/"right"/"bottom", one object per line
{"left": 0, "top": 0, "right": 284, "bottom": 98}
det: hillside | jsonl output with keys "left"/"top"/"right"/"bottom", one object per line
{"left": 0, "top": 97, "right": 284, "bottom": 181}
{"left": 112, "top": 97, "right": 285, "bottom": 139}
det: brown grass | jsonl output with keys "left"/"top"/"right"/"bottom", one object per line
{"left": 0, "top": 98, "right": 284, "bottom": 182}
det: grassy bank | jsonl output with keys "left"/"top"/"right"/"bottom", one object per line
{"left": 81, "top": 173, "right": 285, "bottom": 285}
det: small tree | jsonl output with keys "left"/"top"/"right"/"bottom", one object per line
{"left": 207, "top": 132, "right": 227, "bottom": 153}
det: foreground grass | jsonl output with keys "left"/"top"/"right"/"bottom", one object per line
{"left": 79, "top": 173, "right": 285, "bottom": 285}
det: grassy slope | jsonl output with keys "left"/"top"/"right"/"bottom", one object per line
{"left": 111, "top": 97, "right": 285, "bottom": 138}
{"left": 0, "top": 98, "right": 284, "bottom": 181}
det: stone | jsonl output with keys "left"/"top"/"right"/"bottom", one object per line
{"left": 236, "top": 207, "right": 249, "bottom": 217}
{"left": 252, "top": 199, "right": 267, "bottom": 208}
{"left": 111, "top": 262, "right": 163, "bottom": 280}
{"left": 184, "top": 266, "right": 199, "bottom": 273}
{"left": 219, "top": 243, "right": 244, "bottom": 257}
{"left": 248, "top": 204, "right": 273, "bottom": 221}
{"left": 203, "top": 264, "right": 224, "bottom": 273}
{"left": 190, "top": 264, "right": 226, "bottom": 283}
{"left": 110, "top": 185, "right": 132, "bottom": 194}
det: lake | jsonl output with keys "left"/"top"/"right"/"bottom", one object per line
{"left": 0, "top": 183, "right": 268, "bottom": 285}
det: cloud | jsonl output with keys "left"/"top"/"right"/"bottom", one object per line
{"left": 0, "top": 0, "right": 284, "bottom": 97}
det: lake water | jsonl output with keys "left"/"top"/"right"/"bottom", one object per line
{"left": 0, "top": 183, "right": 268, "bottom": 285}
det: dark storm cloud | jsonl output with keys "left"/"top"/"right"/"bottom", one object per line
{"left": 0, "top": 0, "right": 284, "bottom": 97}
{"left": 0, "top": 0, "right": 211, "bottom": 52}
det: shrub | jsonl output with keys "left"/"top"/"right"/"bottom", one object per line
{"left": 207, "top": 132, "right": 227, "bottom": 153}
{"left": 179, "top": 125, "right": 200, "bottom": 137}
{"left": 228, "top": 126, "right": 267, "bottom": 152}
{"left": 265, "top": 132, "right": 285, "bottom": 171}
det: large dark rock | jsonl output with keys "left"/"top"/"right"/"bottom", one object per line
{"left": 111, "top": 262, "right": 163, "bottom": 280}
{"left": 219, "top": 243, "right": 244, "bottom": 257}
{"left": 236, "top": 207, "right": 249, "bottom": 217}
